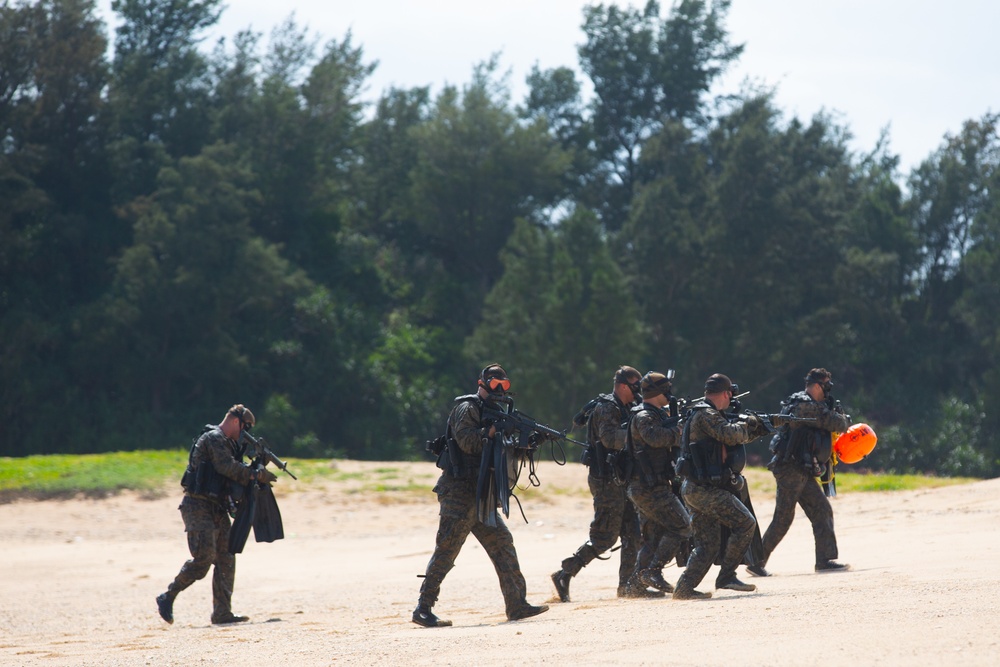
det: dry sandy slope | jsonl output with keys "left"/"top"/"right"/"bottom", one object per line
{"left": 2, "top": 460, "right": 999, "bottom": 666}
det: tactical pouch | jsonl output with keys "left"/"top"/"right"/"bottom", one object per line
{"left": 445, "top": 438, "right": 465, "bottom": 478}
{"left": 180, "top": 467, "right": 194, "bottom": 491}
{"left": 426, "top": 434, "right": 446, "bottom": 456}
{"left": 607, "top": 450, "right": 633, "bottom": 487}
{"left": 674, "top": 454, "right": 693, "bottom": 479}
{"left": 192, "top": 458, "right": 227, "bottom": 497}
{"left": 634, "top": 450, "right": 659, "bottom": 487}
{"left": 424, "top": 435, "right": 448, "bottom": 470}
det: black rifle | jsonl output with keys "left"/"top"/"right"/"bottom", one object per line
{"left": 731, "top": 411, "right": 817, "bottom": 435}
{"left": 474, "top": 398, "right": 586, "bottom": 527}
{"left": 229, "top": 431, "right": 296, "bottom": 554}
{"left": 480, "top": 403, "right": 588, "bottom": 450}
{"left": 240, "top": 430, "right": 298, "bottom": 479}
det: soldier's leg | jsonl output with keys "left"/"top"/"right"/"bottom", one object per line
{"left": 760, "top": 465, "right": 808, "bottom": 562}
{"left": 619, "top": 498, "right": 641, "bottom": 590}
{"left": 418, "top": 498, "right": 475, "bottom": 610}
{"left": 561, "top": 477, "right": 619, "bottom": 576}
{"left": 211, "top": 520, "right": 238, "bottom": 621}
{"left": 712, "top": 492, "right": 756, "bottom": 585}
{"left": 170, "top": 530, "right": 216, "bottom": 594}
{"left": 797, "top": 475, "right": 838, "bottom": 563}
{"left": 674, "top": 481, "right": 718, "bottom": 597}
{"left": 627, "top": 485, "right": 666, "bottom": 588}
{"left": 649, "top": 488, "right": 693, "bottom": 568}
{"left": 165, "top": 498, "right": 217, "bottom": 599}
{"left": 472, "top": 517, "right": 528, "bottom": 617}
{"left": 553, "top": 477, "right": 616, "bottom": 602}
{"left": 673, "top": 506, "right": 718, "bottom": 599}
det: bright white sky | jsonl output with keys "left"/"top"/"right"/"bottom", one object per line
{"left": 97, "top": 0, "right": 999, "bottom": 174}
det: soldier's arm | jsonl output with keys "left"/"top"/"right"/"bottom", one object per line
{"left": 697, "top": 408, "right": 755, "bottom": 446}
{"left": 634, "top": 411, "right": 679, "bottom": 449}
{"left": 204, "top": 435, "right": 255, "bottom": 485}
{"left": 593, "top": 401, "right": 628, "bottom": 451}
{"left": 794, "top": 400, "right": 851, "bottom": 433}
{"left": 451, "top": 401, "right": 485, "bottom": 455}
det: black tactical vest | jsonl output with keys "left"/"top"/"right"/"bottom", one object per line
{"left": 441, "top": 394, "right": 486, "bottom": 479}
{"left": 628, "top": 402, "right": 676, "bottom": 486}
{"left": 181, "top": 425, "right": 231, "bottom": 498}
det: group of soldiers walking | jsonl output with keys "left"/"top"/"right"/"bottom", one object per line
{"left": 413, "top": 363, "right": 852, "bottom": 626}
{"left": 154, "top": 365, "right": 851, "bottom": 627}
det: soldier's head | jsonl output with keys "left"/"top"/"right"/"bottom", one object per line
{"left": 805, "top": 368, "right": 834, "bottom": 400}
{"left": 704, "top": 373, "right": 734, "bottom": 411}
{"left": 222, "top": 404, "right": 255, "bottom": 439}
{"left": 613, "top": 366, "right": 642, "bottom": 403}
{"left": 641, "top": 371, "right": 673, "bottom": 407}
{"left": 478, "top": 363, "right": 510, "bottom": 398}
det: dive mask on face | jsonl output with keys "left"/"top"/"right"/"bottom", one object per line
{"left": 486, "top": 377, "right": 511, "bottom": 393}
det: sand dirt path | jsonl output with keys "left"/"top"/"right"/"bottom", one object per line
{"left": 2, "top": 460, "right": 998, "bottom": 666}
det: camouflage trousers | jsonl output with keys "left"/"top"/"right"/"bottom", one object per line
{"left": 627, "top": 481, "right": 692, "bottom": 571}
{"left": 762, "top": 462, "right": 838, "bottom": 564}
{"left": 165, "top": 495, "right": 237, "bottom": 619}
{"left": 418, "top": 474, "right": 527, "bottom": 616}
{"left": 560, "top": 475, "right": 640, "bottom": 589}
{"left": 677, "top": 479, "right": 755, "bottom": 588}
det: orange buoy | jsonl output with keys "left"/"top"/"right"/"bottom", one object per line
{"left": 834, "top": 423, "right": 877, "bottom": 464}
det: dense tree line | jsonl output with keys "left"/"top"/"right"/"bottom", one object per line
{"left": 2, "top": 0, "right": 997, "bottom": 476}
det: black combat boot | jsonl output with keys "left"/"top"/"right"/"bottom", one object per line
{"left": 672, "top": 574, "right": 712, "bottom": 600}
{"left": 672, "top": 585, "right": 712, "bottom": 600}
{"left": 746, "top": 563, "right": 771, "bottom": 577}
{"left": 637, "top": 567, "right": 674, "bottom": 594}
{"left": 618, "top": 583, "right": 667, "bottom": 599}
{"left": 815, "top": 560, "right": 850, "bottom": 572}
{"left": 412, "top": 604, "right": 452, "bottom": 627}
{"left": 715, "top": 574, "right": 756, "bottom": 592}
{"left": 551, "top": 570, "right": 572, "bottom": 602}
{"left": 155, "top": 592, "right": 175, "bottom": 624}
{"left": 508, "top": 603, "right": 549, "bottom": 621}
{"left": 211, "top": 612, "right": 250, "bottom": 625}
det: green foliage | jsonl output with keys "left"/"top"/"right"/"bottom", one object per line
{"left": 1, "top": 0, "right": 998, "bottom": 476}
{"left": 467, "top": 211, "right": 646, "bottom": 425}
{"left": 578, "top": 0, "right": 742, "bottom": 228}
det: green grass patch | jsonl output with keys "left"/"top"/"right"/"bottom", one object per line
{"left": 0, "top": 450, "right": 189, "bottom": 499}
{"left": 832, "top": 471, "right": 976, "bottom": 492}
{"left": 0, "top": 452, "right": 980, "bottom": 503}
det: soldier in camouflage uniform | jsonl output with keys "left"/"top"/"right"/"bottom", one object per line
{"left": 412, "top": 364, "right": 549, "bottom": 627}
{"left": 156, "top": 405, "right": 277, "bottom": 625}
{"left": 551, "top": 366, "right": 661, "bottom": 602}
{"left": 625, "top": 371, "right": 692, "bottom": 595}
{"left": 752, "top": 368, "right": 852, "bottom": 576}
{"left": 673, "top": 374, "right": 770, "bottom": 599}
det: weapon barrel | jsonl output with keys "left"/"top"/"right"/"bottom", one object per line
{"left": 265, "top": 449, "right": 298, "bottom": 479}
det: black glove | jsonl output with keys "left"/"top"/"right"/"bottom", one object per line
{"left": 256, "top": 467, "right": 278, "bottom": 484}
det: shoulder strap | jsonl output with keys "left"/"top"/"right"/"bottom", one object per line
{"left": 573, "top": 393, "right": 615, "bottom": 426}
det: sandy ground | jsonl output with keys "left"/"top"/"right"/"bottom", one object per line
{"left": 2, "top": 460, "right": 999, "bottom": 666}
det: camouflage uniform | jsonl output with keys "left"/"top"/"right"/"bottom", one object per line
{"left": 626, "top": 402, "right": 691, "bottom": 591}
{"left": 761, "top": 392, "right": 851, "bottom": 566}
{"left": 675, "top": 403, "right": 763, "bottom": 595}
{"left": 163, "top": 426, "right": 255, "bottom": 622}
{"left": 557, "top": 395, "right": 641, "bottom": 595}
{"left": 418, "top": 398, "right": 534, "bottom": 620}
